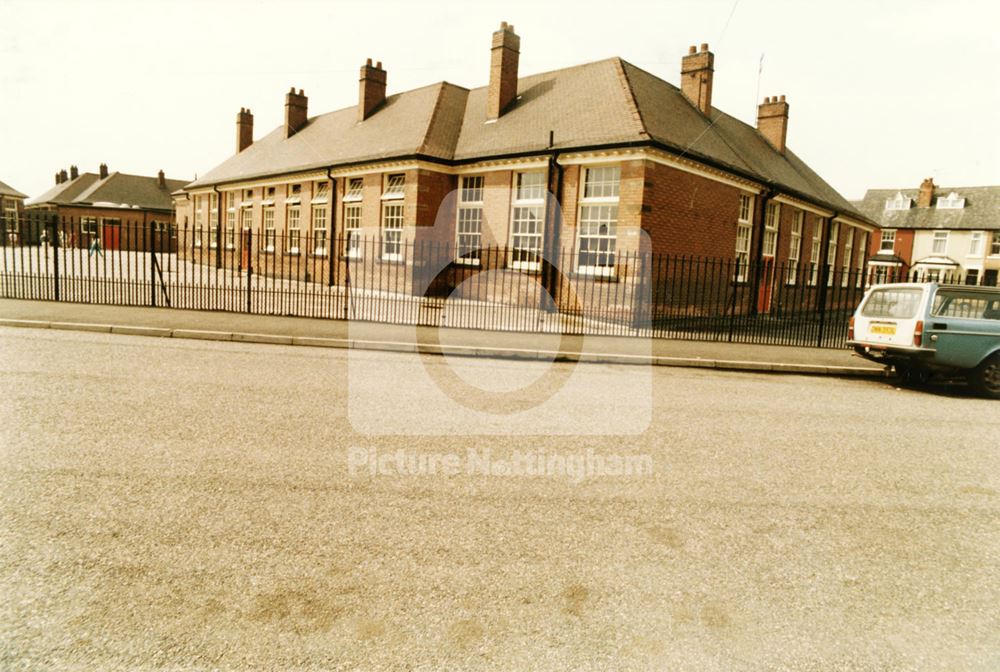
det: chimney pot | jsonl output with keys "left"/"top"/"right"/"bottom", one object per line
{"left": 59, "top": 169, "right": 68, "bottom": 184}
{"left": 488, "top": 21, "right": 521, "bottom": 120}
{"left": 236, "top": 107, "right": 254, "bottom": 152}
{"left": 680, "top": 42, "right": 715, "bottom": 116}
{"left": 70, "top": 165, "right": 78, "bottom": 180}
{"left": 700, "top": 43, "right": 709, "bottom": 51}
{"left": 358, "top": 59, "right": 387, "bottom": 121}
{"left": 779, "top": 94, "right": 785, "bottom": 102}
{"left": 99, "top": 163, "right": 108, "bottom": 179}
{"left": 54, "top": 172, "right": 60, "bottom": 185}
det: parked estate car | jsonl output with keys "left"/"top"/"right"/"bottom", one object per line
{"left": 848, "top": 282, "right": 1000, "bottom": 398}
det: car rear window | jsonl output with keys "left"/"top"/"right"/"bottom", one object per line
{"left": 931, "top": 290, "right": 1000, "bottom": 321}
{"left": 861, "top": 288, "right": 924, "bottom": 319}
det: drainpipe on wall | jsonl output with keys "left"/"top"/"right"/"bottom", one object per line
{"left": 540, "top": 143, "right": 564, "bottom": 313}
{"left": 748, "top": 188, "right": 775, "bottom": 315}
{"left": 815, "top": 212, "right": 838, "bottom": 347}
{"left": 326, "top": 166, "right": 337, "bottom": 287}
{"left": 213, "top": 185, "right": 223, "bottom": 269}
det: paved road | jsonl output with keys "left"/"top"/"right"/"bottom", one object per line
{"left": 1, "top": 327, "right": 998, "bottom": 671}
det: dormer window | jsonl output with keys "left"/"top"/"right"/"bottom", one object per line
{"left": 936, "top": 191, "right": 965, "bottom": 209}
{"left": 885, "top": 192, "right": 911, "bottom": 210}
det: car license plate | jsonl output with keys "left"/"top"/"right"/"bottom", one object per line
{"left": 871, "top": 324, "right": 896, "bottom": 335}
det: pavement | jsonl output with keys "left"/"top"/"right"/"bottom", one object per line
{"left": 0, "top": 298, "right": 886, "bottom": 378}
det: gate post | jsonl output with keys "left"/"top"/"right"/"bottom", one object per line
{"left": 246, "top": 227, "right": 253, "bottom": 313}
{"left": 49, "top": 214, "right": 61, "bottom": 302}
{"left": 149, "top": 218, "right": 156, "bottom": 307}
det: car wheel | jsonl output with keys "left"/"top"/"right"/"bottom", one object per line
{"left": 968, "top": 354, "right": 1000, "bottom": 399}
{"left": 895, "top": 364, "right": 929, "bottom": 386}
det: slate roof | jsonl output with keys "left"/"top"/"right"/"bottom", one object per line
{"left": 0, "top": 179, "right": 28, "bottom": 199}
{"left": 185, "top": 57, "right": 867, "bottom": 221}
{"left": 854, "top": 186, "right": 1000, "bottom": 231}
{"left": 27, "top": 172, "right": 187, "bottom": 211}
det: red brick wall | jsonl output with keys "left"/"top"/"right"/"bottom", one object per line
{"left": 639, "top": 160, "right": 743, "bottom": 259}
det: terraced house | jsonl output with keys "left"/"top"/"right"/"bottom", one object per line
{"left": 856, "top": 179, "right": 1000, "bottom": 286}
{"left": 175, "top": 23, "right": 875, "bottom": 314}
{"left": 27, "top": 165, "right": 187, "bottom": 251}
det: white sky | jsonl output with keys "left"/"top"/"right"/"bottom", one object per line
{"left": 3, "top": 0, "right": 998, "bottom": 201}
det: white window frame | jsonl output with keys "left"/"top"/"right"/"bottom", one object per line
{"left": 735, "top": 193, "right": 754, "bottom": 282}
{"left": 576, "top": 165, "right": 621, "bottom": 277}
{"left": 381, "top": 173, "right": 406, "bottom": 200}
{"left": 992, "top": 232, "right": 1000, "bottom": 257}
{"left": 263, "top": 207, "right": 276, "bottom": 252}
{"left": 762, "top": 202, "right": 780, "bottom": 258}
{"left": 787, "top": 212, "right": 803, "bottom": 285}
{"left": 456, "top": 175, "right": 484, "bottom": 265}
{"left": 969, "top": 231, "right": 984, "bottom": 257}
{"left": 932, "top": 230, "right": 949, "bottom": 255}
{"left": 344, "top": 203, "right": 362, "bottom": 259}
{"left": 879, "top": 229, "right": 896, "bottom": 253}
{"left": 936, "top": 191, "right": 965, "bottom": 209}
{"left": 381, "top": 202, "right": 404, "bottom": 261}
{"left": 826, "top": 221, "right": 839, "bottom": 287}
{"left": 287, "top": 206, "right": 301, "bottom": 254}
{"left": 885, "top": 192, "right": 911, "bottom": 210}
{"left": 841, "top": 229, "right": 854, "bottom": 287}
{"left": 343, "top": 177, "right": 364, "bottom": 202}
{"left": 809, "top": 221, "right": 822, "bottom": 286}
{"left": 312, "top": 204, "right": 327, "bottom": 256}
{"left": 509, "top": 171, "right": 546, "bottom": 271}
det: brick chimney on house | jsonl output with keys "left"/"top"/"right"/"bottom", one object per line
{"left": 488, "top": 22, "right": 520, "bottom": 120}
{"left": 757, "top": 95, "right": 790, "bottom": 154}
{"left": 680, "top": 43, "right": 714, "bottom": 115}
{"left": 158, "top": 169, "right": 166, "bottom": 188}
{"left": 358, "top": 59, "right": 387, "bottom": 121}
{"left": 236, "top": 107, "right": 254, "bottom": 152}
{"left": 54, "top": 172, "right": 60, "bottom": 185}
{"left": 70, "top": 165, "right": 79, "bottom": 180}
{"left": 917, "top": 177, "right": 936, "bottom": 207}
{"left": 99, "top": 163, "right": 109, "bottom": 179}
{"left": 284, "top": 88, "right": 308, "bottom": 138}
{"left": 57, "top": 169, "right": 68, "bottom": 184}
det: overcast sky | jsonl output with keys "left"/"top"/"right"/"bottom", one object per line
{"left": 3, "top": 0, "right": 998, "bottom": 201}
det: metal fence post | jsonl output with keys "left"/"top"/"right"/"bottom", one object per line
{"left": 246, "top": 227, "right": 253, "bottom": 313}
{"left": 50, "top": 214, "right": 60, "bottom": 302}
{"left": 149, "top": 218, "right": 156, "bottom": 307}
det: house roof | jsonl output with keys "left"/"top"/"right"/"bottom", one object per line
{"left": 184, "top": 56, "right": 867, "bottom": 221}
{"left": 27, "top": 172, "right": 187, "bottom": 211}
{"left": 854, "top": 185, "right": 1000, "bottom": 231}
{"left": 0, "top": 179, "right": 28, "bottom": 199}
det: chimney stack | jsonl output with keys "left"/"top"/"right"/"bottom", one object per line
{"left": 158, "top": 169, "right": 166, "bottom": 188}
{"left": 284, "top": 88, "right": 308, "bottom": 138}
{"left": 756, "top": 95, "right": 790, "bottom": 154}
{"left": 54, "top": 172, "right": 61, "bottom": 185}
{"left": 236, "top": 107, "right": 254, "bottom": 152}
{"left": 99, "top": 163, "right": 109, "bottom": 179}
{"left": 488, "top": 22, "right": 520, "bottom": 120}
{"left": 59, "top": 169, "right": 68, "bottom": 183}
{"left": 917, "top": 177, "right": 936, "bottom": 208}
{"left": 70, "top": 165, "right": 79, "bottom": 180}
{"left": 358, "top": 59, "right": 387, "bottom": 122}
{"left": 680, "top": 43, "right": 714, "bottom": 116}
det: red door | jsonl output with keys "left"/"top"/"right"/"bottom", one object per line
{"left": 757, "top": 257, "right": 775, "bottom": 313}
{"left": 102, "top": 221, "right": 121, "bottom": 250}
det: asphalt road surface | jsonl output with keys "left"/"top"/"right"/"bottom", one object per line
{"left": 1, "top": 326, "right": 999, "bottom": 671}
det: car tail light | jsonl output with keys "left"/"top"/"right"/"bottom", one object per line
{"left": 913, "top": 320, "right": 923, "bottom": 347}
{"left": 848, "top": 316, "right": 855, "bottom": 340}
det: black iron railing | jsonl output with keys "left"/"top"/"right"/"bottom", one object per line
{"left": 2, "top": 212, "right": 996, "bottom": 349}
